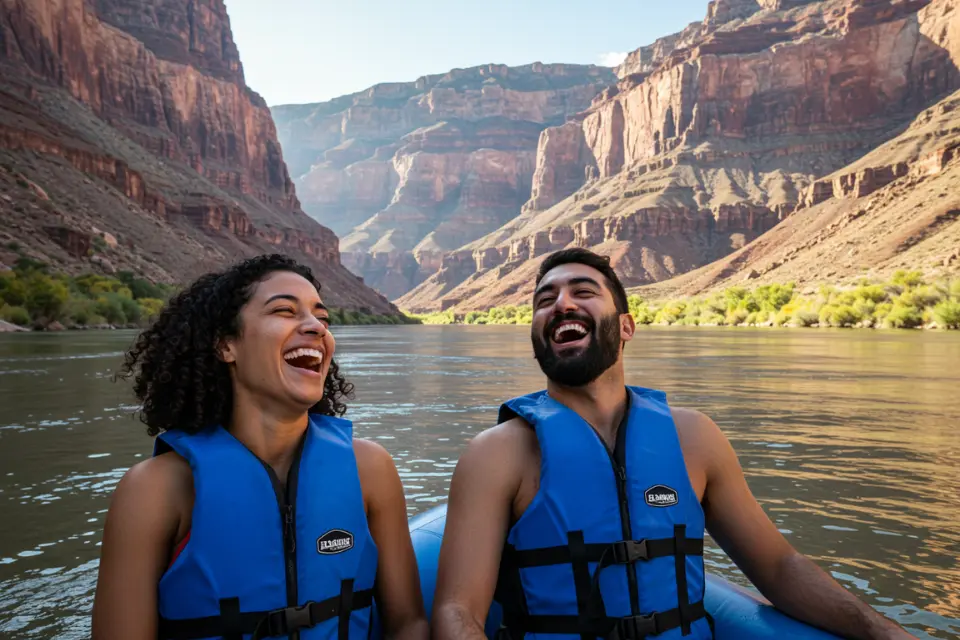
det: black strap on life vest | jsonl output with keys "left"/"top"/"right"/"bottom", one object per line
{"left": 157, "top": 581, "right": 374, "bottom": 640}
{"left": 495, "top": 529, "right": 707, "bottom": 639}
{"left": 498, "top": 600, "right": 708, "bottom": 639}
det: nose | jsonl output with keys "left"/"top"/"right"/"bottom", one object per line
{"left": 553, "top": 287, "right": 579, "bottom": 313}
{"left": 301, "top": 314, "right": 328, "bottom": 337}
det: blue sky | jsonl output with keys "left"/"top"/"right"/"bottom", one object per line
{"left": 223, "top": 0, "right": 711, "bottom": 106}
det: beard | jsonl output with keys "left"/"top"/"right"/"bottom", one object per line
{"left": 532, "top": 311, "right": 622, "bottom": 387}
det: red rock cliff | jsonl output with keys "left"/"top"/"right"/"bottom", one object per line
{"left": 0, "top": 0, "right": 398, "bottom": 313}
{"left": 272, "top": 63, "right": 616, "bottom": 300}
{"left": 397, "top": 0, "right": 960, "bottom": 313}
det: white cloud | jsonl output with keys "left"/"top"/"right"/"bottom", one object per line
{"left": 598, "top": 51, "right": 628, "bottom": 67}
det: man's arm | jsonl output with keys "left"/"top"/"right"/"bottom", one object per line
{"left": 680, "top": 408, "right": 916, "bottom": 640}
{"left": 431, "top": 422, "right": 526, "bottom": 640}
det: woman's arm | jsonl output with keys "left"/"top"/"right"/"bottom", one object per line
{"left": 355, "top": 439, "right": 429, "bottom": 640}
{"left": 92, "top": 453, "right": 190, "bottom": 640}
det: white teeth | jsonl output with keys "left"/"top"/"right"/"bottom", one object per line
{"left": 283, "top": 348, "right": 323, "bottom": 363}
{"left": 553, "top": 323, "right": 589, "bottom": 341}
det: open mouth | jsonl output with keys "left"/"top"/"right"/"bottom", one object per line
{"left": 550, "top": 321, "right": 591, "bottom": 346}
{"left": 283, "top": 347, "right": 324, "bottom": 374}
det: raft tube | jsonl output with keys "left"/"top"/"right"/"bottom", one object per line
{"left": 372, "top": 504, "right": 841, "bottom": 639}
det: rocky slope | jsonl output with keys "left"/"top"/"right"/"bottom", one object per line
{"left": 272, "top": 64, "right": 616, "bottom": 299}
{"left": 397, "top": 0, "right": 960, "bottom": 313}
{"left": 0, "top": 0, "right": 398, "bottom": 314}
{"left": 633, "top": 87, "right": 960, "bottom": 300}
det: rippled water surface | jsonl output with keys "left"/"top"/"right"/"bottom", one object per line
{"left": 1, "top": 326, "right": 959, "bottom": 638}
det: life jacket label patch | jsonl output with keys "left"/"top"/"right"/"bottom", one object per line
{"left": 644, "top": 485, "right": 679, "bottom": 507}
{"left": 317, "top": 529, "right": 354, "bottom": 555}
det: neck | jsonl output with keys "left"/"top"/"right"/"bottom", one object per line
{"left": 229, "top": 391, "right": 309, "bottom": 481}
{"left": 546, "top": 364, "right": 628, "bottom": 449}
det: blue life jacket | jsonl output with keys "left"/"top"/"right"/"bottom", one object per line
{"left": 493, "top": 386, "right": 712, "bottom": 640}
{"left": 154, "top": 413, "right": 378, "bottom": 640}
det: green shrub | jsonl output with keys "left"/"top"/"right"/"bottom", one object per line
{"left": 95, "top": 295, "right": 127, "bottom": 325}
{"left": 933, "top": 300, "right": 960, "bottom": 329}
{"left": 792, "top": 309, "right": 820, "bottom": 327}
{"left": 118, "top": 295, "right": 141, "bottom": 324}
{"left": 137, "top": 298, "right": 164, "bottom": 324}
{"left": 700, "top": 313, "right": 726, "bottom": 326}
{"left": 853, "top": 298, "right": 876, "bottom": 319}
{"left": 892, "top": 270, "right": 924, "bottom": 289}
{"left": 64, "top": 296, "right": 98, "bottom": 325}
{"left": 0, "top": 305, "right": 30, "bottom": 326}
{"left": 726, "top": 308, "right": 749, "bottom": 326}
{"left": 912, "top": 285, "right": 943, "bottom": 307}
{"left": 753, "top": 283, "right": 795, "bottom": 312}
{"left": 724, "top": 286, "right": 749, "bottom": 309}
{"left": 14, "top": 257, "right": 48, "bottom": 273}
{"left": 631, "top": 304, "right": 656, "bottom": 325}
{"left": 655, "top": 301, "right": 686, "bottom": 325}
{"left": 0, "top": 274, "right": 27, "bottom": 307}
{"left": 24, "top": 274, "right": 69, "bottom": 322}
{"left": 883, "top": 303, "right": 923, "bottom": 329}
{"left": 820, "top": 304, "right": 860, "bottom": 328}
{"left": 855, "top": 284, "right": 888, "bottom": 304}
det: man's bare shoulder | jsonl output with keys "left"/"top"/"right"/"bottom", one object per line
{"left": 669, "top": 407, "right": 733, "bottom": 488}
{"left": 467, "top": 417, "right": 537, "bottom": 456}
{"left": 670, "top": 406, "right": 724, "bottom": 438}
{"left": 455, "top": 417, "right": 536, "bottom": 481}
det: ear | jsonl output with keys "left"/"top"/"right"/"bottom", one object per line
{"left": 620, "top": 312, "right": 636, "bottom": 343}
{"left": 216, "top": 336, "right": 237, "bottom": 364}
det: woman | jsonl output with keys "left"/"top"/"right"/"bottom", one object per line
{"left": 92, "top": 254, "right": 428, "bottom": 640}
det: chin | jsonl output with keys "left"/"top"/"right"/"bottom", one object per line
{"left": 281, "top": 385, "right": 325, "bottom": 411}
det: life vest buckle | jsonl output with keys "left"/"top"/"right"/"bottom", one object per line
{"left": 611, "top": 539, "right": 649, "bottom": 564}
{"left": 262, "top": 601, "right": 317, "bottom": 636}
{"left": 609, "top": 613, "right": 659, "bottom": 640}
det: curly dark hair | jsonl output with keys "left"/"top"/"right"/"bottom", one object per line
{"left": 116, "top": 254, "right": 354, "bottom": 436}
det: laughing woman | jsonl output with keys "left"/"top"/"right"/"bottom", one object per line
{"left": 92, "top": 255, "right": 427, "bottom": 640}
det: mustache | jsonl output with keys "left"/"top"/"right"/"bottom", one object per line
{"left": 544, "top": 311, "right": 595, "bottom": 340}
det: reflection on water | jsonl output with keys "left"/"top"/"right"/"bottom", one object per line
{"left": 0, "top": 326, "right": 958, "bottom": 638}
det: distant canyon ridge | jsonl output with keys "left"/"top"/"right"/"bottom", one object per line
{"left": 275, "top": 0, "right": 960, "bottom": 312}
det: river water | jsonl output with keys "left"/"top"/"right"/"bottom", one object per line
{"left": 0, "top": 326, "right": 958, "bottom": 638}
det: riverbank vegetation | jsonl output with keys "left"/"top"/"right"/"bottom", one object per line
{"left": 0, "top": 257, "right": 417, "bottom": 330}
{"left": 407, "top": 271, "right": 960, "bottom": 330}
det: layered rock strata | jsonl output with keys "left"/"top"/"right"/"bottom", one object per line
{"left": 0, "top": 0, "right": 397, "bottom": 312}
{"left": 397, "top": 0, "right": 960, "bottom": 313}
{"left": 272, "top": 63, "right": 616, "bottom": 299}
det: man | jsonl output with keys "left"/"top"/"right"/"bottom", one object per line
{"left": 431, "top": 248, "right": 916, "bottom": 640}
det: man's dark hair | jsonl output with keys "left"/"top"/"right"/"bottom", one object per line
{"left": 536, "top": 248, "right": 629, "bottom": 314}
{"left": 116, "top": 254, "right": 353, "bottom": 437}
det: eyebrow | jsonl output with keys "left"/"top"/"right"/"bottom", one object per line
{"left": 264, "top": 294, "right": 328, "bottom": 311}
{"left": 534, "top": 276, "right": 602, "bottom": 299}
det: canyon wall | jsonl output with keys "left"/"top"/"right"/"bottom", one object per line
{"left": 272, "top": 63, "right": 616, "bottom": 299}
{"left": 396, "top": 0, "right": 960, "bottom": 313}
{"left": 0, "top": 0, "right": 397, "bottom": 312}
